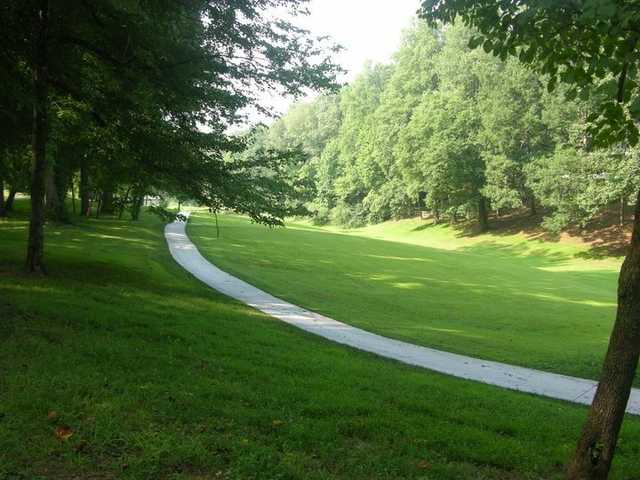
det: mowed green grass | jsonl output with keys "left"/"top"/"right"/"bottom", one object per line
{"left": 3, "top": 202, "right": 640, "bottom": 479}
{"left": 188, "top": 213, "right": 623, "bottom": 381}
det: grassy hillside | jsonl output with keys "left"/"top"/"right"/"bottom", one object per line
{"left": 188, "top": 213, "right": 623, "bottom": 381}
{"left": 3, "top": 203, "right": 640, "bottom": 479}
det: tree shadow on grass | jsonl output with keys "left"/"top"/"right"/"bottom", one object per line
{"left": 415, "top": 207, "right": 632, "bottom": 260}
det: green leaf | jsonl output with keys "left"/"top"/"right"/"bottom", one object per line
{"left": 468, "top": 36, "right": 484, "bottom": 49}
{"left": 629, "top": 96, "right": 640, "bottom": 118}
{"left": 565, "top": 88, "right": 578, "bottom": 101}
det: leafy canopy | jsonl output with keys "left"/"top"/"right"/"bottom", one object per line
{"left": 420, "top": 0, "right": 640, "bottom": 147}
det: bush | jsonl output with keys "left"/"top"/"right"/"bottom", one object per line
{"left": 147, "top": 205, "right": 176, "bottom": 223}
{"left": 330, "top": 203, "right": 366, "bottom": 228}
{"left": 311, "top": 206, "right": 331, "bottom": 226}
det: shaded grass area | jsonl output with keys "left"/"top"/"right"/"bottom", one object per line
{"left": 2, "top": 203, "right": 640, "bottom": 479}
{"left": 188, "top": 214, "right": 624, "bottom": 382}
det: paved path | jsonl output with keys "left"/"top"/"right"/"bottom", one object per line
{"left": 165, "top": 215, "right": 640, "bottom": 415}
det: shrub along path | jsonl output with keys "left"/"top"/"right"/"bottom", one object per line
{"left": 166, "top": 214, "right": 640, "bottom": 414}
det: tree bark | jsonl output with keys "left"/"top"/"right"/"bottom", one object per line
{"left": 530, "top": 196, "right": 537, "bottom": 217}
{"left": 44, "top": 163, "right": 58, "bottom": 216}
{"left": 5, "top": 187, "right": 17, "bottom": 212}
{"left": 131, "top": 192, "right": 144, "bottom": 221}
{"left": 100, "top": 189, "right": 114, "bottom": 214}
{"left": 80, "top": 157, "right": 90, "bottom": 216}
{"left": 478, "top": 196, "right": 489, "bottom": 232}
{"left": 71, "top": 179, "right": 76, "bottom": 214}
{"left": 95, "top": 194, "right": 102, "bottom": 218}
{"left": 567, "top": 190, "right": 640, "bottom": 480}
{"left": 620, "top": 197, "right": 626, "bottom": 227}
{"left": 0, "top": 176, "right": 5, "bottom": 217}
{"left": 26, "top": 0, "right": 49, "bottom": 274}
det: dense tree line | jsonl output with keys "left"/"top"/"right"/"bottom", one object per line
{"left": 268, "top": 21, "right": 640, "bottom": 233}
{"left": 0, "top": 0, "right": 340, "bottom": 272}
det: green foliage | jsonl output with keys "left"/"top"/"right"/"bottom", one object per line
{"left": 146, "top": 205, "right": 176, "bottom": 223}
{"left": 200, "top": 127, "right": 313, "bottom": 227}
{"left": 269, "top": 18, "right": 637, "bottom": 234}
{"left": 527, "top": 147, "right": 640, "bottom": 232}
{"left": 330, "top": 202, "right": 367, "bottom": 228}
{"left": 1, "top": 0, "right": 342, "bottom": 234}
{"left": 420, "top": 0, "right": 640, "bottom": 147}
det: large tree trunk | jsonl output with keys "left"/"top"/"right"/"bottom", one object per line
{"left": 5, "top": 186, "right": 17, "bottom": 212}
{"left": 567, "top": 190, "right": 640, "bottom": 480}
{"left": 80, "top": 158, "right": 90, "bottom": 216}
{"left": 478, "top": 196, "right": 489, "bottom": 232}
{"left": 100, "top": 189, "right": 114, "bottom": 215}
{"left": 26, "top": 0, "right": 49, "bottom": 274}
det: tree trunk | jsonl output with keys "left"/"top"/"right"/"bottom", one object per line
{"left": 26, "top": 0, "right": 49, "bottom": 274}
{"left": 118, "top": 187, "right": 131, "bottom": 220}
{"left": 44, "top": 163, "right": 58, "bottom": 216}
{"left": 131, "top": 193, "right": 144, "bottom": 221}
{"left": 0, "top": 176, "right": 5, "bottom": 217}
{"left": 44, "top": 159, "right": 69, "bottom": 222}
{"left": 80, "top": 158, "right": 90, "bottom": 216}
{"left": 478, "top": 196, "right": 489, "bottom": 232}
{"left": 5, "top": 187, "right": 17, "bottom": 212}
{"left": 620, "top": 197, "right": 626, "bottom": 227}
{"left": 567, "top": 190, "right": 640, "bottom": 480}
{"left": 530, "top": 196, "right": 537, "bottom": 216}
{"left": 100, "top": 189, "right": 114, "bottom": 214}
{"left": 95, "top": 195, "right": 102, "bottom": 218}
{"left": 71, "top": 179, "right": 76, "bottom": 214}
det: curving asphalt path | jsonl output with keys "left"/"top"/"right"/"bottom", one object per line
{"left": 165, "top": 214, "right": 640, "bottom": 415}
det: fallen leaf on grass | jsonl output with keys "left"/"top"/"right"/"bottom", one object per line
{"left": 47, "top": 410, "right": 58, "bottom": 421}
{"left": 417, "top": 459, "right": 432, "bottom": 469}
{"left": 55, "top": 425, "right": 74, "bottom": 441}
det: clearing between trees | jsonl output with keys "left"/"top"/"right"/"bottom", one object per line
{"left": 188, "top": 212, "right": 627, "bottom": 383}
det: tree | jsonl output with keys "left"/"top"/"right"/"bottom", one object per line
{"left": 1, "top": 0, "right": 341, "bottom": 273}
{"left": 477, "top": 58, "right": 551, "bottom": 216}
{"left": 196, "top": 126, "right": 311, "bottom": 226}
{"left": 420, "top": 2, "right": 640, "bottom": 478}
{"left": 396, "top": 24, "right": 491, "bottom": 230}
{"left": 364, "top": 21, "right": 441, "bottom": 222}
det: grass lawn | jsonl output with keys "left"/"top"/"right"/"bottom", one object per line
{"left": 3, "top": 202, "right": 640, "bottom": 479}
{"left": 188, "top": 213, "right": 624, "bottom": 382}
